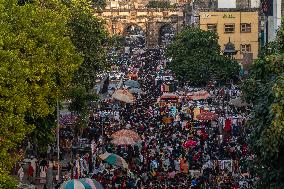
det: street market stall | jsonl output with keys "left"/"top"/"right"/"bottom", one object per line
{"left": 187, "top": 90, "right": 210, "bottom": 101}
{"left": 157, "top": 93, "right": 180, "bottom": 106}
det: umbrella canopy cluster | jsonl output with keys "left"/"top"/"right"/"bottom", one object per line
{"left": 60, "top": 178, "right": 103, "bottom": 189}
{"left": 99, "top": 152, "right": 128, "bottom": 169}
{"left": 187, "top": 90, "right": 210, "bottom": 100}
{"left": 196, "top": 111, "right": 218, "bottom": 121}
{"left": 112, "top": 89, "right": 135, "bottom": 103}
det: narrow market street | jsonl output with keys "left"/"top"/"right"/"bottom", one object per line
{"left": 17, "top": 48, "right": 253, "bottom": 189}
{"left": 2, "top": 1, "right": 284, "bottom": 189}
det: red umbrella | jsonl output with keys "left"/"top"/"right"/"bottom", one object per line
{"left": 183, "top": 140, "right": 198, "bottom": 148}
{"left": 196, "top": 111, "right": 218, "bottom": 121}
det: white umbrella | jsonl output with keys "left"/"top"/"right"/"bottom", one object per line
{"left": 112, "top": 89, "right": 135, "bottom": 103}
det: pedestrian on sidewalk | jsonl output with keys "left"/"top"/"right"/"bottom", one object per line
{"left": 27, "top": 162, "right": 34, "bottom": 184}
{"left": 18, "top": 164, "right": 24, "bottom": 183}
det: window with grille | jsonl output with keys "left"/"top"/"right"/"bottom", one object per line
{"left": 224, "top": 24, "right": 235, "bottom": 33}
{"left": 241, "top": 23, "right": 251, "bottom": 32}
{"left": 240, "top": 44, "right": 251, "bottom": 53}
{"left": 207, "top": 24, "right": 217, "bottom": 32}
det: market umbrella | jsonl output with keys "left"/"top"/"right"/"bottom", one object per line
{"left": 60, "top": 179, "right": 103, "bottom": 189}
{"left": 124, "top": 80, "right": 140, "bottom": 88}
{"left": 112, "top": 89, "right": 135, "bottom": 103}
{"left": 229, "top": 97, "right": 249, "bottom": 107}
{"left": 111, "top": 136, "right": 136, "bottom": 145}
{"left": 187, "top": 90, "right": 210, "bottom": 101}
{"left": 183, "top": 140, "right": 198, "bottom": 148}
{"left": 196, "top": 111, "right": 218, "bottom": 121}
{"left": 84, "top": 178, "right": 104, "bottom": 189}
{"left": 111, "top": 129, "right": 141, "bottom": 142}
{"left": 99, "top": 152, "right": 128, "bottom": 169}
{"left": 129, "top": 88, "right": 144, "bottom": 94}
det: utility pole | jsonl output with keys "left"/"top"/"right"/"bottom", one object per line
{"left": 56, "top": 99, "right": 60, "bottom": 182}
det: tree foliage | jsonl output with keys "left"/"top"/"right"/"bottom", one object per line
{"left": 66, "top": 0, "right": 108, "bottom": 91}
{"left": 26, "top": 112, "right": 57, "bottom": 154}
{"left": 91, "top": 0, "right": 106, "bottom": 11}
{"left": 166, "top": 27, "right": 240, "bottom": 86}
{"left": 0, "top": 0, "right": 82, "bottom": 186}
{"left": 146, "top": 1, "right": 177, "bottom": 8}
{"left": 243, "top": 19, "right": 284, "bottom": 188}
{"left": 67, "top": 85, "right": 98, "bottom": 136}
{"left": 67, "top": 85, "right": 97, "bottom": 115}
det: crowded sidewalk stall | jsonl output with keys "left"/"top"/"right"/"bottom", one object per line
{"left": 187, "top": 90, "right": 211, "bottom": 101}
{"left": 156, "top": 92, "right": 180, "bottom": 107}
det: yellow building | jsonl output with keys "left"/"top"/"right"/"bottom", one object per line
{"left": 199, "top": 11, "right": 259, "bottom": 61}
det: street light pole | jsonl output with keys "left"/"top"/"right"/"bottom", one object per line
{"left": 56, "top": 99, "right": 60, "bottom": 182}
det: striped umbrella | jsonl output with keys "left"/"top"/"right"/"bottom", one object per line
{"left": 60, "top": 179, "right": 103, "bottom": 189}
{"left": 84, "top": 178, "right": 104, "bottom": 189}
{"left": 99, "top": 152, "right": 128, "bottom": 169}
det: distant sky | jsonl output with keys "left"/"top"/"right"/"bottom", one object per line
{"left": 218, "top": 0, "right": 236, "bottom": 8}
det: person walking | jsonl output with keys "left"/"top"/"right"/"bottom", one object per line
{"left": 27, "top": 162, "right": 34, "bottom": 184}
{"left": 18, "top": 164, "right": 24, "bottom": 183}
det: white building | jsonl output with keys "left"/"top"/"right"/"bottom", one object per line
{"left": 265, "top": 0, "right": 282, "bottom": 43}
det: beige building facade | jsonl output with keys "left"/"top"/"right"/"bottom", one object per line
{"left": 199, "top": 11, "right": 259, "bottom": 61}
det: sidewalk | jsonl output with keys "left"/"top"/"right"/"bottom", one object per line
{"left": 12, "top": 175, "right": 44, "bottom": 189}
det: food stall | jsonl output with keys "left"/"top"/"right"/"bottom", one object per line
{"left": 157, "top": 93, "right": 180, "bottom": 107}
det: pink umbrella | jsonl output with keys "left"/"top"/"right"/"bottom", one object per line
{"left": 183, "top": 140, "right": 198, "bottom": 148}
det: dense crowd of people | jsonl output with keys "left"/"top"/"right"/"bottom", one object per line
{"left": 63, "top": 49, "right": 255, "bottom": 189}
{"left": 18, "top": 48, "right": 255, "bottom": 189}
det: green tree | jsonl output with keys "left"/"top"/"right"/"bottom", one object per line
{"left": 67, "top": 85, "right": 97, "bottom": 136}
{"left": 91, "top": 0, "right": 106, "bottom": 11}
{"left": 243, "top": 20, "right": 284, "bottom": 188}
{"left": 146, "top": 1, "right": 177, "bottom": 8}
{"left": 66, "top": 0, "right": 108, "bottom": 91}
{"left": 26, "top": 112, "right": 57, "bottom": 154}
{"left": 0, "top": 0, "right": 82, "bottom": 187}
{"left": 166, "top": 27, "right": 240, "bottom": 86}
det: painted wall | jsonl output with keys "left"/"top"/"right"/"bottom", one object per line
{"left": 199, "top": 11, "right": 259, "bottom": 60}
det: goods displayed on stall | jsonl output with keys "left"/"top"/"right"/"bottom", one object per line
{"left": 157, "top": 92, "right": 180, "bottom": 106}
{"left": 112, "top": 89, "right": 135, "bottom": 104}
{"left": 99, "top": 152, "right": 128, "bottom": 169}
{"left": 160, "top": 81, "right": 177, "bottom": 93}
